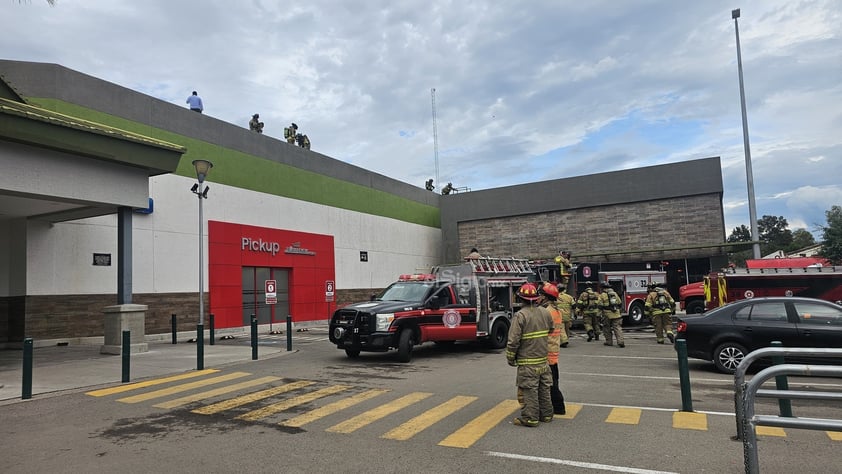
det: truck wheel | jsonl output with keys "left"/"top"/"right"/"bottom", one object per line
{"left": 488, "top": 319, "right": 509, "bottom": 349}
{"left": 627, "top": 301, "right": 645, "bottom": 325}
{"left": 397, "top": 329, "right": 414, "bottom": 363}
{"left": 345, "top": 347, "right": 361, "bottom": 358}
{"left": 686, "top": 300, "right": 705, "bottom": 314}
{"left": 713, "top": 342, "right": 747, "bottom": 374}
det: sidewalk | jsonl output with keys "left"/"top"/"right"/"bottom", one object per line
{"left": 0, "top": 334, "right": 295, "bottom": 403}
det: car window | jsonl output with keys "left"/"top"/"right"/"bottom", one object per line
{"left": 748, "top": 303, "right": 789, "bottom": 322}
{"left": 733, "top": 306, "right": 751, "bottom": 321}
{"left": 793, "top": 302, "right": 842, "bottom": 326}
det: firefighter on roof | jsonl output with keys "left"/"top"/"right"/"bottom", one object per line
{"left": 554, "top": 250, "right": 572, "bottom": 286}
{"left": 577, "top": 282, "right": 602, "bottom": 342}
{"left": 599, "top": 284, "right": 625, "bottom": 348}
{"left": 645, "top": 282, "right": 676, "bottom": 344}
{"left": 506, "top": 282, "right": 554, "bottom": 427}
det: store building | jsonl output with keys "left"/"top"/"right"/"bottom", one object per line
{"left": 0, "top": 60, "right": 727, "bottom": 345}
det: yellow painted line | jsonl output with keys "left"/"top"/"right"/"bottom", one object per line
{"left": 554, "top": 403, "right": 583, "bottom": 420}
{"left": 605, "top": 407, "right": 641, "bottom": 425}
{"left": 326, "top": 392, "right": 433, "bottom": 434}
{"left": 382, "top": 395, "right": 478, "bottom": 441}
{"left": 553, "top": 403, "right": 582, "bottom": 420}
{"left": 85, "top": 369, "right": 220, "bottom": 397}
{"left": 438, "top": 399, "right": 521, "bottom": 449}
{"left": 191, "top": 380, "right": 315, "bottom": 415}
{"left": 153, "top": 376, "right": 281, "bottom": 409}
{"left": 279, "top": 389, "right": 390, "bottom": 428}
{"left": 827, "top": 431, "right": 842, "bottom": 441}
{"left": 236, "top": 385, "right": 351, "bottom": 422}
{"left": 673, "top": 411, "right": 707, "bottom": 431}
{"left": 117, "top": 372, "right": 251, "bottom": 404}
{"left": 756, "top": 426, "right": 786, "bottom": 437}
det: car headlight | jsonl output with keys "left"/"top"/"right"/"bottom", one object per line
{"left": 375, "top": 313, "right": 395, "bottom": 331}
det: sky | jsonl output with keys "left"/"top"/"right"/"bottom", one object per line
{"left": 3, "top": 0, "right": 841, "bottom": 240}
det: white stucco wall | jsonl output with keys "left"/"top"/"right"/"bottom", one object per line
{"left": 23, "top": 174, "right": 441, "bottom": 295}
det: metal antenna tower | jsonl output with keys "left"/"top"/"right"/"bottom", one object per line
{"left": 431, "top": 88, "right": 440, "bottom": 188}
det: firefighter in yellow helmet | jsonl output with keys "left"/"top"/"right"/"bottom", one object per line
{"left": 506, "top": 282, "right": 554, "bottom": 427}
{"left": 576, "top": 281, "right": 602, "bottom": 342}
{"left": 554, "top": 284, "right": 576, "bottom": 347}
{"left": 645, "top": 282, "right": 676, "bottom": 344}
{"left": 599, "top": 283, "right": 625, "bottom": 348}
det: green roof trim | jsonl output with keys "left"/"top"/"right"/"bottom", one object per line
{"left": 28, "top": 98, "right": 440, "bottom": 228}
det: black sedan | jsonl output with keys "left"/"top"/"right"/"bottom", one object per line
{"left": 675, "top": 296, "right": 842, "bottom": 373}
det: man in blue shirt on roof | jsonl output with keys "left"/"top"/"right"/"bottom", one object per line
{"left": 186, "top": 91, "right": 203, "bottom": 113}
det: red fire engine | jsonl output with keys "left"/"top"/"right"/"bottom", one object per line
{"left": 679, "top": 261, "right": 842, "bottom": 313}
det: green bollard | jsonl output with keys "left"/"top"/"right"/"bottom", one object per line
{"left": 770, "top": 341, "right": 793, "bottom": 417}
{"left": 22, "top": 337, "right": 33, "bottom": 400}
{"left": 197, "top": 323, "right": 204, "bottom": 370}
{"left": 676, "top": 338, "right": 693, "bottom": 412}
{"left": 121, "top": 330, "right": 131, "bottom": 383}
{"left": 209, "top": 314, "right": 215, "bottom": 346}
{"left": 171, "top": 314, "right": 177, "bottom": 344}
{"left": 286, "top": 315, "right": 293, "bottom": 351}
{"left": 251, "top": 315, "right": 258, "bottom": 360}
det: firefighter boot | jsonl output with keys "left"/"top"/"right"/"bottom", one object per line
{"left": 587, "top": 329, "right": 594, "bottom": 342}
{"left": 667, "top": 332, "right": 675, "bottom": 344}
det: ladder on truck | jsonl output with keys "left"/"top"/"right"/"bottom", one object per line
{"left": 467, "top": 257, "right": 532, "bottom": 274}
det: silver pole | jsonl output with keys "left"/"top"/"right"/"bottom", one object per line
{"left": 732, "top": 8, "right": 761, "bottom": 259}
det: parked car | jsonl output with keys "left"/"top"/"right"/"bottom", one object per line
{"left": 675, "top": 296, "right": 842, "bottom": 373}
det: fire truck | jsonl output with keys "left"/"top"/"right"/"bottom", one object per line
{"left": 678, "top": 259, "right": 842, "bottom": 313}
{"left": 701, "top": 265, "right": 842, "bottom": 310}
{"left": 328, "top": 257, "right": 533, "bottom": 362}
{"left": 531, "top": 262, "right": 666, "bottom": 325}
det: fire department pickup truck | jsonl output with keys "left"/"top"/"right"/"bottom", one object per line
{"left": 328, "top": 257, "right": 532, "bottom": 362}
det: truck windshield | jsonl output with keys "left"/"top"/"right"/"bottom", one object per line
{"left": 376, "top": 282, "right": 434, "bottom": 302}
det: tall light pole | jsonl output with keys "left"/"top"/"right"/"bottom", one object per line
{"left": 192, "top": 159, "right": 213, "bottom": 370}
{"left": 732, "top": 8, "right": 761, "bottom": 259}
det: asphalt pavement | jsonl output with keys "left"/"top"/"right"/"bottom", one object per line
{"left": 0, "top": 327, "right": 323, "bottom": 403}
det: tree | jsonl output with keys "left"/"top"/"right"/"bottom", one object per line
{"left": 788, "top": 228, "right": 816, "bottom": 253}
{"left": 820, "top": 205, "right": 842, "bottom": 264}
{"left": 727, "top": 225, "right": 752, "bottom": 243}
{"left": 757, "top": 215, "right": 793, "bottom": 256}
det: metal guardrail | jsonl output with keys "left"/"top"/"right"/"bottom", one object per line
{"left": 733, "top": 347, "right": 842, "bottom": 474}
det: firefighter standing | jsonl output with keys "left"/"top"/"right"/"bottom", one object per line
{"left": 645, "top": 282, "right": 676, "bottom": 344}
{"left": 599, "top": 285, "right": 625, "bottom": 347}
{"left": 284, "top": 123, "right": 298, "bottom": 144}
{"left": 506, "top": 283, "right": 554, "bottom": 427}
{"left": 538, "top": 283, "right": 566, "bottom": 414}
{"left": 577, "top": 282, "right": 602, "bottom": 342}
{"left": 554, "top": 285, "right": 576, "bottom": 347}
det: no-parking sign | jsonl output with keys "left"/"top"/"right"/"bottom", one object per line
{"left": 326, "top": 280, "right": 335, "bottom": 302}
{"left": 265, "top": 279, "right": 277, "bottom": 304}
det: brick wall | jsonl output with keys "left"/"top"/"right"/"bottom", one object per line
{"left": 458, "top": 194, "right": 724, "bottom": 262}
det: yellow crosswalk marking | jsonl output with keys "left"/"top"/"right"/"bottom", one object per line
{"left": 236, "top": 385, "right": 351, "bottom": 422}
{"left": 191, "top": 380, "right": 315, "bottom": 415}
{"left": 438, "top": 398, "right": 520, "bottom": 449}
{"left": 153, "top": 376, "right": 281, "bottom": 409}
{"left": 85, "top": 369, "right": 220, "bottom": 397}
{"left": 554, "top": 403, "right": 582, "bottom": 419}
{"left": 279, "top": 389, "right": 390, "bottom": 428}
{"left": 606, "top": 407, "right": 641, "bottom": 425}
{"left": 673, "top": 411, "right": 707, "bottom": 431}
{"left": 117, "top": 372, "right": 251, "bottom": 404}
{"left": 326, "top": 392, "right": 433, "bottom": 434}
{"left": 756, "top": 426, "right": 786, "bottom": 437}
{"left": 828, "top": 431, "right": 842, "bottom": 441}
{"left": 382, "top": 395, "right": 477, "bottom": 441}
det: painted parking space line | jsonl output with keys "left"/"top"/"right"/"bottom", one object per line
{"left": 326, "top": 392, "right": 433, "bottom": 434}
{"left": 117, "top": 372, "right": 251, "bottom": 404}
{"left": 438, "top": 398, "right": 521, "bottom": 449}
{"left": 153, "top": 376, "right": 281, "bottom": 409}
{"left": 191, "top": 380, "right": 315, "bottom": 415}
{"left": 279, "top": 388, "right": 390, "bottom": 428}
{"left": 236, "top": 385, "right": 351, "bottom": 422}
{"left": 606, "top": 407, "right": 642, "bottom": 425}
{"left": 673, "top": 411, "right": 708, "bottom": 430}
{"left": 382, "top": 395, "right": 477, "bottom": 441}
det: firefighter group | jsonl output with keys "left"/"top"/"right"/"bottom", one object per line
{"left": 505, "top": 253, "right": 676, "bottom": 427}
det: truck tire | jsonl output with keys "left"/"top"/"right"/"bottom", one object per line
{"left": 397, "top": 329, "right": 414, "bottom": 363}
{"left": 626, "top": 301, "right": 646, "bottom": 325}
{"left": 713, "top": 342, "right": 747, "bottom": 374}
{"left": 488, "top": 319, "right": 509, "bottom": 349}
{"left": 686, "top": 299, "right": 705, "bottom": 314}
{"left": 345, "top": 347, "right": 361, "bottom": 358}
